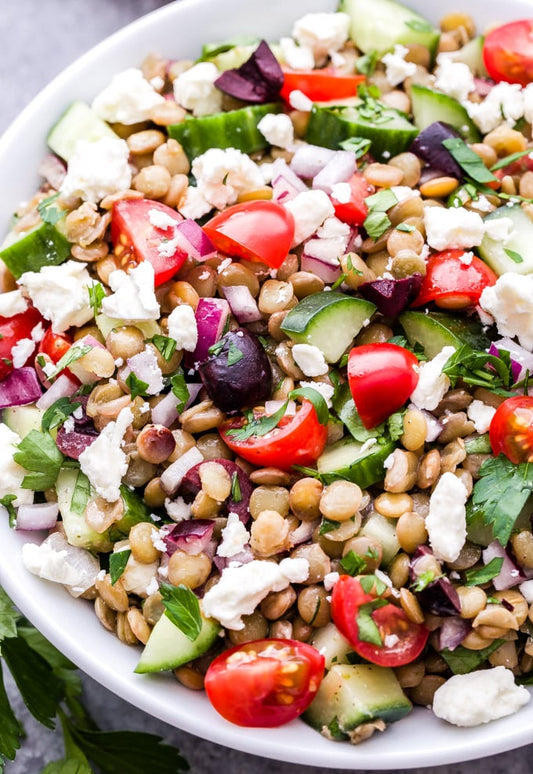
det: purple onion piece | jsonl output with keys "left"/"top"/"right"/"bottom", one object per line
{"left": 55, "top": 426, "right": 98, "bottom": 460}
{"left": 38, "top": 154, "right": 66, "bottom": 189}
{"left": 410, "top": 122, "right": 464, "bottom": 180}
{"left": 184, "top": 297, "right": 230, "bottom": 370}
{"left": 0, "top": 367, "right": 42, "bottom": 409}
{"left": 16, "top": 502, "right": 59, "bottom": 531}
{"left": 222, "top": 285, "right": 262, "bottom": 324}
{"left": 488, "top": 343, "right": 522, "bottom": 384}
{"left": 36, "top": 373, "right": 78, "bottom": 411}
{"left": 359, "top": 274, "right": 423, "bottom": 318}
{"left": 179, "top": 459, "right": 253, "bottom": 523}
{"left": 176, "top": 219, "right": 216, "bottom": 261}
{"left": 483, "top": 541, "right": 525, "bottom": 590}
{"left": 214, "top": 545, "right": 254, "bottom": 572}
{"left": 164, "top": 519, "right": 215, "bottom": 556}
{"left": 214, "top": 40, "right": 283, "bottom": 103}
{"left": 300, "top": 253, "right": 342, "bottom": 284}
{"left": 438, "top": 617, "right": 471, "bottom": 652}
{"left": 416, "top": 576, "right": 461, "bottom": 617}
{"left": 290, "top": 144, "right": 336, "bottom": 179}
{"left": 312, "top": 151, "right": 357, "bottom": 194}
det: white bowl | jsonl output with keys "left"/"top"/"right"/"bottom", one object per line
{"left": 2, "top": 0, "right": 533, "bottom": 768}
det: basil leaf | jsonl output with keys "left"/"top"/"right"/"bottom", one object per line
{"left": 125, "top": 372, "right": 149, "bottom": 400}
{"left": 289, "top": 386, "right": 329, "bottom": 425}
{"left": 356, "top": 599, "right": 388, "bottom": 645}
{"left": 464, "top": 557, "right": 504, "bottom": 586}
{"left": 87, "top": 282, "right": 105, "bottom": 317}
{"left": 170, "top": 369, "right": 190, "bottom": 413}
{"left": 490, "top": 149, "right": 532, "bottom": 171}
{"left": 70, "top": 470, "right": 91, "bottom": 516}
{"left": 13, "top": 430, "right": 64, "bottom": 491}
{"left": 340, "top": 550, "right": 367, "bottom": 576}
{"left": 363, "top": 211, "right": 391, "bottom": 240}
{"left": 226, "top": 401, "right": 288, "bottom": 442}
{"left": 230, "top": 472, "right": 242, "bottom": 502}
{"left": 150, "top": 335, "right": 177, "bottom": 362}
{"left": 109, "top": 550, "right": 131, "bottom": 586}
{"left": 364, "top": 188, "right": 398, "bottom": 212}
{"left": 160, "top": 583, "right": 202, "bottom": 641}
{"left": 319, "top": 517, "right": 341, "bottom": 536}
{"left": 41, "top": 398, "right": 81, "bottom": 434}
{"left": 440, "top": 640, "right": 504, "bottom": 674}
{"left": 442, "top": 137, "right": 498, "bottom": 184}
{"left": 46, "top": 345, "right": 92, "bottom": 383}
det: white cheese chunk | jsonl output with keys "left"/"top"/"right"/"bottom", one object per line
{"left": 426, "top": 471, "right": 468, "bottom": 563}
{"left": 257, "top": 113, "right": 294, "bottom": 150}
{"left": 128, "top": 348, "right": 164, "bottom": 395}
{"left": 201, "top": 557, "right": 309, "bottom": 629}
{"left": 189, "top": 147, "right": 264, "bottom": 211}
{"left": 101, "top": 261, "right": 160, "bottom": 321}
{"left": 0, "top": 423, "right": 34, "bottom": 507}
{"left": 60, "top": 137, "right": 131, "bottom": 203}
{"left": 483, "top": 216, "right": 515, "bottom": 244}
{"left": 299, "top": 380, "right": 335, "bottom": 407}
{"left": 22, "top": 532, "right": 99, "bottom": 596}
{"left": 279, "top": 37, "right": 314, "bottom": 71}
{"left": 480, "top": 273, "right": 533, "bottom": 351}
{"left": 410, "top": 346, "right": 455, "bottom": 412}
{"left": 464, "top": 82, "right": 525, "bottom": 134}
{"left": 18, "top": 260, "right": 93, "bottom": 333}
{"left": 292, "top": 12, "right": 350, "bottom": 61}
{"left": 92, "top": 68, "right": 165, "bottom": 124}
{"left": 434, "top": 56, "right": 475, "bottom": 102}
{"left": 291, "top": 343, "right": 328, "bottom": 376}
{"left": 467, "top": 399, "right": 496, "bottom": 434}
{"left": 381, "top": 45, "right": 417, "bottom": 87}
{"left": 284, "top": 189, "right": 335, "bottom": 245}
{"left": 121, "top": 553, "right": 159, "bottom": 598}
{"left": 11, "top": 338, "right": 35, "bottom": 369}
{"left": 167, "top": 304, "right": 198, "bottom": 352}
{"left": 0, "top": 289, "right": 29, "bottom": 318}
{"left": 79, "top": 407, "right": 133, "bottom": 502}
{"left": 173, "top": 62, "right": 223, "bottom": 117}
{"left": 433, "top": 667, "right": 530, "bottom": 726}
{"left": 217, "top": 512, "right": 250, "bottom": 558}
{"left": 164, "top": 496, "right": 192, "bottom": 522}
{"left": 424, "top": 206, "right": 485, "bottom": 251}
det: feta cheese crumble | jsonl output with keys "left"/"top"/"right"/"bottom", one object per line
{"left": 164, "top": 496, "right": 192, "bottom": 522}
{"left": 292, "top": 12, "right": 350, "bottom": 62}
{"left": 381, "top": 45, "right": 417, "bottom": 87}
{"left": 11, "top": 338, "right": 35, "bottom": 369}
{"left": 483, "top": 216, "right": 515, "bottom": 244}
{"left": 101, "top": 261, "right": 160, "bottom": 321}
{"left": 257, "top": 113, "right": 294, "bottom": 149}
{"left": 167, "top": 304, "right": 198, "bottom": 352}
{"left": 291, "top": 343, "right": 329, "bottom": 376}
{"left": 464, "top": 82, "right": 524, "bottom": 134}
{"left": 188, "top": 147, "right": 264, "bottom": 211}
{"left": 19, "top": 260, "right": 93, "bottom": 333}
{"left": 284, "top": 189, "right": 335, "bottom": 245}
{"left": 217, "top": 512, "right": 250, "bottom": 559}
{"left": 480, "top": 273, "right": 533, "bottom": 351}
{"left": 128, "top": 348, "right": 164, "bottom": 395}
{"left": 0, "top": 289, "right": 29, "bottom": 318}
{"left": 425, "top": 471, "right": 468, "bottom": 563}
{"left": 467, "top": 400, "right": 496, "bottom": 434}
{"left": 279, "top": 37, "right": 314, "bottom": 71}
{"left": 424, "top": 206, "right": 485, "bottom": 251}
{"left": 434, "top": 56, "right": 475, "bottom": 102}
{"left": 22, "top": 532, "right": 99, "bottom": 597}
{"left": 92, "top": 68, "right": 165, "bottom": 124}
{"left": 60, "top": 137, "right": 131, "bottom": 203}
{"left": 433, "top": 667, "right": 530, "bottom": 726}
{"left": 79, "top": 406, "right": 133, "bottom": 502}
{"left": 410, "top": 346, "right": 455, "bottom": 412}
{"left": 173, "top": 62, "right": 223, "bottom": 117}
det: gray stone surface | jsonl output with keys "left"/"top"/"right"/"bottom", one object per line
{"left": 0, "top": 1, "right": 531, "bottom": 771}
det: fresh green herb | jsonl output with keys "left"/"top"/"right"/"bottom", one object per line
{"left": 355, "top": 49, "right": 378, "bottom": 76}
{"left": 485, "top": 596, "right": 503, "bottom": 605}
{"left": 47, "top": 345, "right": 92, "bottom": 383}
{"left": 36, "top": 353, "right": 46, "bottom": 368}
{"left": 404, "top": 18, "right": 433, "bottom": 32}
{"left": 386, "top": 411, "right": 405, "bottom": 442}
{"left": 363, "top": 211, "right": 391, "bottom": 240}
{"left": 396, "top": 223, "right": 415, "bottom": 233}
{"left": 150, "top": 335, "right": 177, "bottom": 362}
{"left": 170, "top": 368, "right": 190, "bottom": 414}
{"left": 108, "top": 486, "right": 152, "bottom": 543}
{"left": 125, "top": 372, "right": 149, "bottom": 400}
{"left": 470, "top": 455, "right": 533, "bottom": 545}
{"left": 0, "top": 495, "right": 18, "bottom": 528}
{"left": 109, "top": 550, "right": 131, "bottom": 585}
{"left": 464, "top": 557, "right": 504, "bottom": 586}
{"left": 291, "top": 465, "right": 326, "bottom": 483}
{"left": 464, "top": 434, "right": 492, "bottom": 454}
{"left": 208, "top": 340, "right": 225, "bottom": 357}
{"left": 87, "top": 282, "right": 105, "bottom": 317}
{"left": 339, "top": 136, "right": 373, "bottom": 158}
{"left": 160, "top": 583, "right": 202, "bottom": 642}
{"left": 41, "top": 397, "right": 81, "bottom": 434}
{"left": 411, "top": 570, "right": 439, "bottom": 592}
{"left": 340, "top": 551, "right": 367, "bottom": 576}
{"left": 70, "top": 470, "right": 91, "bottom": 516}
{"left": 289, "top": 387, "right": 329, "bottom": 425}
{"left": 13, "top": 430, "right": 64, "bottom": 491}
{"left": 330, "top": 273, "right": 347, "bottom": 291}
{"left": 333, "top": 383, "right": 378, "bottom": 442}
{"left": 225, "top": 401, "right": 288, "bottom": 442}
{"left": 356, "top": 599, "right": 388, "bottom": 645}
{"left": 0, "top": 588, "right": 19, "bottom": 643}
{"left": 442, "top": 137, "right": 498, "bottom": 184}
{"left": 37, "top": 192, "right": 63, "bottom": 225}
{"left": 365, "top": 546, "right": 379, "bottom": 561}
{"left": 440, "top": 640, "right": 504, "bottom": 675}
{"left": 227, "top": 341, "right": 244, "bottom": 366}
{"left": 442, "top": 344, "right": 514, "bottom": 391}
{"left": 230, "top": 472, "right": 242, "bottom": 503}
{"left": 338, "top": 353, "right": 349, "bottom": 368}
{"left": 490, "top": 148, "right": 532, "bottom": 171}
{"left": 365, "top": 189, "right": 398, "bottom": 212}
{"left": 504, "top": 248, "right": 524, "bottom": 264}
{"left": 319, "top": 517, "right": 342, "bottom": 536}
{"left": 448, "top": 182, "right": 480, "bottom": 208}
{"left": 359, "top": 574, "right": 387, "bottom": 596}
{"left": 363, "top": 189, "right": 398, "bottom": 241}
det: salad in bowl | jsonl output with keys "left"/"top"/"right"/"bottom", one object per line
{"left": 2, "top": 0, "right": 533, "bottom": 763}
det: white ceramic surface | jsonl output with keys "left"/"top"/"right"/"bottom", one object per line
{"left": 1, "top": 0, "right": 533, "bottom": 768}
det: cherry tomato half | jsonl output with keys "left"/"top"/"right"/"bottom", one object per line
{"left": 489, "top": 395, "right": 533, "bottom": 464}
{"left": 280, "top": 68, "right": 365, "bottom": 103}
{"left": 412, "top": 250, "right": 497, "bottom": 310}
{"left": 0, "top": 306, "right": 43, "bottom": 381}
{"left": 347, "top": 343, "right": 419, "bottom": 429}
{"left": 331, "top": 575, "right": 429, "bottom": 668}
{"left": 38, "top": 327, "right": 72, "bottom": 364}
{"left": 330, "top": 173, "right": 374, "bottom": 227}
{"left": 203, "top": 201, "right": 295, "bottom": 269}
{"left": 219, "top": 399, "right": 328, "bottom": 469}
{"left": 111, "top": 199, "right": 187, "bottom": 286}
{"left": 204, "top": 638, "right": 325, "bottom": 727}
{"left": 483, "top": 19, "right": 533, "bottom": 86}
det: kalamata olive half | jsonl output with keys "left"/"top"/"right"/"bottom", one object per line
{"left": 198, "top": 328, "right": 272, "bottom": 413}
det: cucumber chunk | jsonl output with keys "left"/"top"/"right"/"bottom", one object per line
{"left": 168, "top": 103, "right": 280, "bottom": 160}
{"left": 399, "top": 310, "right": 490, "bottom": 358}
{"left": 47, "top": 101, "right": 118, "bottom": 162}
{"left": 56, "top": 468, "right": 112, "bottom": 552}
{"left": 3, "top": 404, "right": 43, "bottom": 438}
{"left": 280, "top": 291, "right": 376, "bottom": 363}
{"left": 303, "top": 663, "right": 412, "bottom": 739}
{"left": 445, "top": 36, "right": 487, "bottom": 77}
{"left": 478, "top": 204, "right": 533, "bottom": 275}
{"left": 339, "top": 0, "right": 439, "bottom": 59}
{"left": 0, "top": 222, "right": 71, "bottom": 279}
{"left": 360, "top": 512, "right": 400, "bottom": 565}
{"left": 410, "top": 85, "right": 480, "bottom": 143}
{"left": 317, "top": 437, "right": 396, "bottom": 489}
{"left": 305, "top": 103, "right": 418, "bottom": 161}
{"left": 310, "top": 622, "right": 354, "bottom": 670}
{"left": 135, "top": 612, "right": 220, "bottom": 673}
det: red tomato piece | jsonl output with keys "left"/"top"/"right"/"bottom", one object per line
{"left": 483, "top": 19, "right": 533, "bottom": 86}
{"left": 0, "top": 306, "right": 43, "bottom": 381}
{"left": 330, "top": 173, "right": 374, "bottom": 226}
{"left": 280, "top": 68, "right": 365, "bottom": 103}
{"left": 219, "top": 399, "right": 328, "bottom": 469}
{"left": 38, "top": 327, "right": 72, "bottom": 364}
{"left": 111, "top": 199, "right": 187, "bottom": 286}
{"left": 203, "top": 201, "right": 294, "bottom": 269}
{"left": 411, "top": 250, "right": 498, "bottom": 310}
{"left": 331, "top": 575, "right": 429, "bottom": 668}
{"left": 204, "top": 638, "right": 325, "bottom": 727}
{"left": 489, "top": 395, "right": 533, "bottom": 464}
{"left": 347, "top": 343, "right": 419, "bottom": 429}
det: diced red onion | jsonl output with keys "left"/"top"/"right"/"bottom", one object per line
{"left": 489, "top": 339, "right": 533, "bottom": 382}
{"left": 438, "top": 617, "right": 471, "bottom": 652}
{"left": 55, "top": 426, "right": 98, "bottom": 460}
{"left": 16, "top": 502, "right": 59, "bottom": 531}
{"left": 214, "top": 545, "right": 254, "bottom": 572}
{"left": 290, "top": 518, "right": 319, "bottom": 546}
{"left": 161, "top": 446, "right": 204, "bottom": 495}
{"left": 164, "top": 519, "right": 215, "bottom": 556}
{"left": 483, "top": 541, "right": 525, "bottom": 590}
{"left": 38, "top": 154, "right": 66, "bottom": 189}
{"left": 300, "top": 253, "right": 342, "bottom": 284}
{"left": 36, "top": 372, "right": 78, "bottom": 410}
{"left": 270, "top": 159, "right": 307, "bottom": 202}
{"left": 290, "top": 144, "right": 336, "bottom": 179}
{"left": 312, "top": 151, "right": 357, "bottom": 194}
{"left": 474, "top": 77, "right": 494, "bottom": 97}
{"left": 0, "top": 367, "right": 42, "bottom": 409}
{"left": 186, "top": 297, "right": 230, "bottom": 368}
{"left": 175, "top": 219, "right": 216, "bottom": 262}
{"left": 410, "top": 406, "right": 443, "bottom": 442}
{"left": 222, "top": 285, "right": 262, "bottom": 323}
{"left": 150, "top": 390, "right": 179, "bottom": 427}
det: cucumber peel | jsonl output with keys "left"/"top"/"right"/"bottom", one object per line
{"left": 135, "top": 612, "right": 220, "bottom": 673}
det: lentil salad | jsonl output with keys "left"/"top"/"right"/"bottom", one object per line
{"left": 3, "top": 0, "right": 532, "bottom": 748}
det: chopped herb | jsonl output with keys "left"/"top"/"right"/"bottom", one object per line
{"left": 365, "top": 546, "right": 379, "bottom": 561}
{"left": 359, "top": 574, "right": 387, "bottom": 596}
{"left": 291, "top": 465, "right": 325, "bottom": 482}
{"left": 0, "top": 495, "right": 17, "bottom": 528}
{"left": 289, "top": 387, "right": 329, "bottom": 425}
{"left": 448, "top": 182, "right": 480, "bottom": 208}
{"left": 13, "top": 431, "right": 64, "bottom": 491}
{"left": 442, "top": 137, "right": 498, "bottom": 184}
{"left": 411, "top": 570, "right": 439, "bottom": 592}
{"left": 150, "top": 335, "right": 177, "bottom": 361}
{"left": 170, "top": 368, "right": 190, "bottom": 413}
{"left": 0, "top": 588, "right": 19, "bottom": 642}
{"left": 125, "top": 372, "right": 149, "bottom": 400}
{"left": 340, "top": 550, "right": 367, "bottom": 576}
{"left": 442, "top": 344, "right": 514, "bottom": 391}
{"left": 330, "top": 273, "right": 347, "bottom": 291}
{"left": 225, "top": 401, "right": 288, "bottom": 442}
{"left": 160, "top": 583, "right": 202, "bottom": 641}
{"left": 87, "top": 282, "right": 105, "bottom": 317}
{"left": 364, "top": 189, "right": 398, "bottom": 212}
{"left": 319, "top": 517, "right": 342, "bottom": 536}
{"left": 41, "top": 397, "right": 81, "bottom": 434}
{"left": 356, "top": 598, "right": 388, "bottom": 645}
{"left": 464, "top": 557, "right": 504, "bottom": 586}
{"left": 363, "top": 211, "right": 391, "bottom": 240}
{"left": 386, "top": 411, "right": 405, "bottom": 442}
{"left": 227, "top": 341, "right": 244, "bottom": 366}
{"left": 230, "top": 471, "right": 242, "bottom": 502}
{"left": 396, "top": 223, "right": 415, "bottom": 233}
{"left": 1, "top": 357, "right": 12, "bottom": 367}
{"left": 37, "top": 192, "right": 63, "bottom": 225}
{"left": 363, "top": 188, "right": 398, "bottom": 241}
{"left": 208, "top": 340, "right": 225, "bottom": 357}
{"left": 36, "top": 354, "right": 46, "bottom": 368}
{"left": 70, "top": 470, "right": 91, "bottom": 516}
{"left": 504, "top": 248, "right": 524, "bottom": 264}
{"left": 333, "top": 382, "right": 378, "bottom": 442}
{"left": 440, "top": 640, "right": 504, "bottom": 674}
{"left": 404, "top": 18, "right": 433, "bottom": 32}
{"left": 355, "top": 49, "right": 378, "bottom": 76}
{"left": 490, "top": 149, "right": 532, "bottom": 171}
{"left": 46, "top": 345, "right": 92, "bottom": 383}
{"left": 339, "top": 136, "right": 373, "bottom": 158}
{"left": 338, "top": 353, "right": 349, "bottom": 368}
{"left": 109, "top": 550, "right": 131, "bottom": 585}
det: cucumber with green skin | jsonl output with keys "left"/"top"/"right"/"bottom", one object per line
{"left": 310, "top": 623, "right": 355, "bottom": 670}
{"left": 305, "top": 103, "right": 418, "bottom": 161}
{"left": 360, "top": 511, "right": 400, "bottom": 565}
{"left": 0, "top": 222, "right": 71, "bottom": 279}
{"left": 339, "top": 0, "right": 440, "bottom": 59}
{"left": 135, "top": 612, "right": 220, "bottom": 673}
{"left": 280, "top": 292, "right": 376, "bottom": 363}
{"left": 3, "top": 404, "right": 43, "bottom": 438}
{"left": 478, "top": 204, "right": 533, "bottom": 275}
{"left": 410, "top": 85, "right": 481, "bottom": 143}
{"left": 399, "top": 310, "right": 490, "bottom": 358}
{"left": 47, "top": 100, "right": 119, "bottom": 162}
{"left": 303, "top": 663, "right": 412, "bottom": 739}
{"left": 445, "top": 36, "right": 487, "bottom": 77}
{"left": 317, "top": 437, "right": 396, "bottom": 489}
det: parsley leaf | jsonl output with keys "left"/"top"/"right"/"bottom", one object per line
{"left": 46, "top": 345, "right": 92, "bottom": 383}
{"left": 289, "top": 387, "right": 329, "bottom": 425}
{"left": 386, "top": 411, "right": 405, "bottom": 442}
{"left": 227, "top": 341, "right": 244, "bottom": 366}
{"left": 109, "top": 550, "right": 131, "bottom": 585}
{"left": 355, "top": 50, "right": 378, "bottom": 77}
{"left": 37, "top": 192, "right": 63, "bottom": 225}
{"left": 464, "top": 557, "right": 504, "bottom": 586}
{"left": 160, "top": 583, "right": 202, "bottom": 641}
{"left": 41, "top": 398, "right": 81, "bottom": 434}
{"left": 504, "top": 248, "right": 524, "bottom": 264}
{"left": 340, "top": 550, "right": 367, "bottom": 576}
{"left": 0, "top": 495, "right": 17, "bottom": 528}
{"left": 230, "top": 472, "right": 242, "bottom": 502}
{"left": 440, "top": 640, "right": 504, "bottom": 674}
{"left": 150, "top": 335, "right": 177, "bottom": 362}
{"left": 170, "top": 369, "right": 190, "bottom": 413}
{"left": 363, "top": 189, "right": 398, "bottom": 240}
{"left": 13, "top": 430, "right": 64, "bottom": 491}
{"left": 339, "top": 136, "right": 372, "bottom": 158}
{"left": 356, "top": 598, "right": 388, "bottom": 645}
{"left": 70, "top": 470, "right": 91, "bottom": 516}
{"left": 0, "top": 660, "right": 24, "bottom": 765}
{"left": 442, "top": 137, "right": 498, "bottom": 184}
{"left": 411, "top": 570, "right": 439, "bottom": 592}
{"left": 442, "top": 344, "right": 514, "bottom": 391}
{"left": 330, "top": 273, "right": 347, "bottom": 291}
{"left": 226, "top": 401, "right": 288, "bottom": 442}
{"left": 319, "top": 517, "right": 342, "bottom": 536}
{"left": 87, "top": 282, "right": 105, "bottom": 317}
{"left": 0, "top": 588, "right": 19, "bottom": 645}
{"left": 470, "top": 455, "right": 533, "bottom": 545}
{"left": 125, "top": 372, "right": 149, "bottom": 400}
